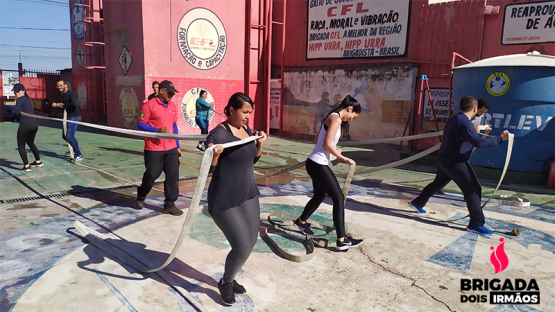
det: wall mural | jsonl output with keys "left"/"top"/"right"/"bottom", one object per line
{"left": 177, "top": 8, "right": 227, "bottom": 70}
{"left": 180, "top": 87, "right": 215, "bottom": 128}
{"left": 71, "top": 0, "right": 85, "bottom": 41}
{"left": 283, "top": 65, "right": 417, "bottom": 141}
{"left": 119, "top": 86, "right": 139, "bottom": 129}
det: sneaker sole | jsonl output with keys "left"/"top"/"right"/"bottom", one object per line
{"left": 163, "top": 210, "right": 183, "bottom": 216}
{"left": 30, "top": 164, "right": 44, "bottom": 167}
{"left": 409, "top": 202, "right": 426, "bottom": 214}
{"left": 221, "top": 299, "right": 235, "bottom": 306}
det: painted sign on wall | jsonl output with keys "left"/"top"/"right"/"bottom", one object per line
{"left": 306, "top": 0, "right": 411, "bottom": 60}
{"left": 77, "top": 82, "right": 87, "bottom": 109}
{"left": 283, "top": 65, "right": 417, "bottom": 141}
{"left": 180, "top": 87, "right": 215, "bottom": 128}
{"left": 119, "top": 86, "right": 139, "bottom": 128}
{"left": 71, "top": 0, "right": 84, "bottom": 40}
{"left": 502, "top": 1, "right": 555, "bottom": 45}
{"left": 270, "top": 81, "right": 281, "bottom": 129}
{"left": 177, "top": 8, "right": 227, "bottom": 70}
{"left": 119, "top": 46, "right": 133, "bottom": 75}
{"left": 422, "top": 88, "right": 452, "bottom": 130}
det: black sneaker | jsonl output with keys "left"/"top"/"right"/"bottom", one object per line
{"left": 336, "top": 236, "right": 363, "bottom": 250}
{"left": 29, "top": 161, "right": 44, "bottom": 167}
{"left": 294, "top": 218, "right": 314, "bottom": 236}
{"left": 136, "top": 195, "right": 146, "bottom": 209}
{"left": 233, "top": 280, "right": 247, "bottom": 295}
{"left": 218, "top": 279, "right": 236, "bottom": 306}
{"left": 21, "top": 166, "right": 31, "bottom": 172}
{"left": 195, "top": 144, "right": 205, "bottom": 152}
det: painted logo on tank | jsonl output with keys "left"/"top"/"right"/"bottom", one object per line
{"left": 490, "top": 238, "right": 509, "bottom": 274}
{"left": 177, "top": 8, "right": 227, "bottom": 70}
{"left": 486, "top": 72, "right": 510, "bottom": 96}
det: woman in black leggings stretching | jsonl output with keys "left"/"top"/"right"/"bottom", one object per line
{"left": 206, "top": 92, "right": 267, "bottom": 306}
{"left": 294, "top": 95, "right": 363, "bottom": 250}
{"left": 12, "top": 84, "right": 43, "bottom": 172}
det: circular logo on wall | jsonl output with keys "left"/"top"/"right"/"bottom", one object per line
{"left": 180, "top": 87, "right": 215, "bottom": 128}
{"left": 119, "top": 86, "right": 139, "bottom": 128}
{"left": 77, "top": 82, "right": 87, "bottom": 109}
{"left": 71, "top": 0, "right": 85, "bottom": 40}
{"left": 486, "top": 72, "right": 510, "bottom": 96}
{"left": 177, "top": 8, "right": 227, "bottom": 70}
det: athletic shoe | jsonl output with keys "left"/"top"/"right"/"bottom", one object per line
{"left": 135, "top": 195, "right": 146, "bottom": 209}
{"left": 409, "top": 200, "right": 426, "bottom": 214}
{"left": 29, "top": 161, "right": 44, "bottom": 167}
{"left": 195, "top": 144, "right": 205, "bottom": 152}
{"left": 436, "top": 190, "right": 445, "bottom": 195}
{"left": 466, "top": 225, "right": 494, "bottom": 235}
{"left": 233, "top": 280, "right": 247, "bottom": 295}
{"left": 21, "top": 166, "right": 31, "bottom": 172}
{"left": 163, "top": 206, "right": 183, "bottom": 216}
{"left": 336, "top": 236, "right": 363, "bottom": 250}
{"left": 218, "top": 279, "right": 236, "bottom": 306}
{"left": 65, "top": 151, "right": 71, "bottom": 156}
{"left": 75, "top": 155, "right": 83, "bottom": 162}
{"left": 294, "top": 218, "right": 314, "bottom": 236}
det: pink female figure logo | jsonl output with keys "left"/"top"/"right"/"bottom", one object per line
{"left": 490, "top": 238, "right": 509, "bottom": 274}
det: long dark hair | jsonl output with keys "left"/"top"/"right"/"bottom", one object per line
{"left": 323, "top": 95, "right": 361, "bottom": 121}
{"left": 224, "top": 92, "right": 254, "bottom": 117}
{"left": 23, "top": 91, "right": 32, "bottom": 102}
{"left": 199, "top": 89, "right": 207, "bottom": 97}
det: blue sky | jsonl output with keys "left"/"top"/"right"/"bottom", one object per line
{"left": 0, "top": 0, "right": 72, "bottom": 72}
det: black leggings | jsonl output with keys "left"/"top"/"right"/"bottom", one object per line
{"left": 17, "top": 123, "right": 40, "bottom": 165}
{"left": 300, "top": 158, "right": 346, "bottom": 238}
{"left": 212, "top": 196, "right": 260, "bottom": 283}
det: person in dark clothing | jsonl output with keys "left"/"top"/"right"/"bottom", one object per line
{"left": 293, "top": 95, "right": 363, "bottom": 251}
{"left": 206, "top": 92, "right": 267, "bottom": 306}
{"left": 12, "top": 83, "right": 43, "bottom": 172}
{"left": 135, "top": 80, "right": 183, "bottom": 216}
{"left": 147, "top": 81, "right": 159, "bottom": 101}
{"left": 195, "top": 89, "right": 213, "bottom": 151}
{"left": 53, "top": 80, "right": 83, "bottom": 161}
{"left": 409, "top": 95, "right": 510, "bottom": 235}
{"left": 436, "top": 98, "right": 491, "bottom": 195}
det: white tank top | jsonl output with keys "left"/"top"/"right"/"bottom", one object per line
{"left": 308, "top": 112, "right": 341, "bottom": 165}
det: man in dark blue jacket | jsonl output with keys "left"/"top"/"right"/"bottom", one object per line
{"left": 409, "top": 95, "right": 510, "bottom": 235}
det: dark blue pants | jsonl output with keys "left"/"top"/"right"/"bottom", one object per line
{"left": 413, "top": 159, "right": 484, "bottom": 227}
{"left": 195, "top": 118, "right": 208, "bottom": 146}
{"left": 62, "top": 116, "right": 82, "bottom": 157}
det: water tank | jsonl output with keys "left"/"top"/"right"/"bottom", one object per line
{"left": 451, "top": 53, "right": 555, "bottom": 173}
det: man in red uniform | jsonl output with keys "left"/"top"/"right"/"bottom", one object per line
{"left": 135, "top": 80, "right": 183, "bottom": 216}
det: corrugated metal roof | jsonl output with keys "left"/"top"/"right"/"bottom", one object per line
{"left": 452, "top": 53, "right": 555, "bottom": 70}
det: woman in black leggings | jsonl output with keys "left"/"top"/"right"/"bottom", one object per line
{"left": 294, "top": 95, "right": 363, "bottom": 250}
{"left": 12, "top": 84, "right": 43, "bottom": 172}
{"left": 206, "top": 92, "right": 267, "bottom": 306}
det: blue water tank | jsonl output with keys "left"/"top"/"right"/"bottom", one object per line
{"left": 452, "top": 53, "right": 555, "bottom": 173}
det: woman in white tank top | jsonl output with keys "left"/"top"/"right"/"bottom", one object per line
{"left": 294, "top": 95, "right": 364, "bottom": 250}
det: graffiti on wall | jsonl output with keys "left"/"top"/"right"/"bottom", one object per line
{"left": 307, "top": 0, "right": 411, "bottom": 60}
{"left": 283, "top": 65, "right": 417, "bottom": 140}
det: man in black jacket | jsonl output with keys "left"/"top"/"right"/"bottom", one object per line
{"left": 53, "top": 80, "right": 83, "bottom": 161}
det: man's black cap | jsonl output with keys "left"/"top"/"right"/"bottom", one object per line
{"left": 159, "top": 80, "right": 179, "bottom": 93}
{"left": 11, "top": 83, "right": 25, "bottom": 92}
